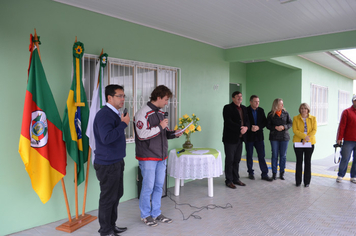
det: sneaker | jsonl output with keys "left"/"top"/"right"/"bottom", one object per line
{"left": 154, "top": 214, "right": 173, "bottom": 223}
{"left": 351, "top": 178, "right": 356, "bottom": 184}
{"left": 141, "top": 216, "right": 158, "bottom": 227}
{"left": 336, "top": 176, "right": 343, "bottom": 183}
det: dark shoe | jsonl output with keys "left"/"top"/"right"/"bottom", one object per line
{"left": 233, "top": 180, "right": 246, "bottom": 186}
{"left": 280, "top": 173, "right": 285, "bottom": 180}
{"left": 226, "top": 182, "right": 236, "bottom": 189}
{"left": 272, "top": 173, "right": 277, "bottom": 180}
{"left": 296, "top": 183, "right": 301, "bottom": 187}
{"left": 304, "top": 184, "right": 309, "bottom": 187}
{"left": 248, "top": 175, "right": 255, "bottom": 180}
{"left": 261, "top": 176, "right": 273, "bottom": 182}
{"left": 114, "top": 226, "right": 127, "bottom": 234}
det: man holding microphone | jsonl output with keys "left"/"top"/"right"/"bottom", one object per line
{"left": 134, "top": 85, "right": 182, "bottom": 227}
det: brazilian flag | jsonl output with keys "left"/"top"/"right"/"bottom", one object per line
{"left": 63, "top": 41, "right": 89, "bottom": 186}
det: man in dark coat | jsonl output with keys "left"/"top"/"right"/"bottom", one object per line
{"left": 222, "top": 91, "right": 249, "bottom": 189}
{"left": 245, "top": 95, "right": 273, "bottom": 181}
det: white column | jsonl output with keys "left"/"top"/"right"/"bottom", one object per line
{"left": 208, "top": 177, "right": 213, "bottom": 197}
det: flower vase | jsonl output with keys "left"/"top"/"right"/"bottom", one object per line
{"left": 182, "top": 133, "right": 193, "bottom": 149}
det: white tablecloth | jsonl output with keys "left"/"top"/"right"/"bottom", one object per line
{"left": 167, "top": 149, "right": 223, "bottom": 180}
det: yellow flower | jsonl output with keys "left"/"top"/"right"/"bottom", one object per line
{"left": 196, "top": 118, "right": 200, "bottom": 121}
{"left": 179, "top": 121, "right": 182, "bottom": 124}
{"left": 184, "top": 129, "right": 190, "bottom": 134}
{"left": 179, "top": 118, "right": 182, "bottom": 121}
{"left": 189, "top": 124, "right": 195, "bottom": 131}
{"left": 197, "top": 125, "right": 201, "bottom": 131}
{"left": 174, "top": 125, "right": 178, "bottom": 130}
{"left": 192, "top": 113, "right": 195, "bottom": 116}
{"left": 183, "top": 114, "right": 189, "bottom": 119}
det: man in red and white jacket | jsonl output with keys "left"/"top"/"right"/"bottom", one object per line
{"left": 134, "top": 85, "right": 182, "bottom": 227}
{"left": 336, "top": 95, "right": 356, "bottom": 183}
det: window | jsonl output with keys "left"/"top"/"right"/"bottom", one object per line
{"left": 83, "top": 54, "right": 180, "bottom": 143}
{"left": 310, "top": 84, "right": 328, "bottom": 125}
{"left": 338, "top": 90, "right": 350, "bottom": 121}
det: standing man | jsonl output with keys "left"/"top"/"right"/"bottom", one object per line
{"left": 223, "top": 91, "right": 249, "bottom": 189}
{"left": 134, "top": 85, "right": 182, "bottom": 227}
{"left": 336, "top": 95, "right": 356, "bottom": 183}
{"left": 93, "top": 84, "right": 129, "bottom": 236}
{"left": 245, "top": 95, "right": 273, "bottom": 181}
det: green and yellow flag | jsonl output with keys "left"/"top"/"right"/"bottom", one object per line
{"left": 63, "top": 41, "right": 89, "bottom": 185}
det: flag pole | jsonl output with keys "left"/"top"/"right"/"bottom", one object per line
{"left": 33, "top": 29, "right": 41, "bottom": 60}
{"left": 61, "top": 179, "right": 72, "bottom": 223}
{"left": 75, "top": 163, "right": 78, "bottom": 219}
{"left": 82, "top": 147, "right": 91, "bottom": 215}
{"left": 82, "top": 48, "right": 103, "bottom": 215}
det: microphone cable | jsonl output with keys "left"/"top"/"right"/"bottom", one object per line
{"left": 166, "top": 179, "right": 232, "bottom": 220}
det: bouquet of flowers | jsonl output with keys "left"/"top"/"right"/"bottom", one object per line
{"left": 175, "top": 113, "right": 201, "bottom": 137}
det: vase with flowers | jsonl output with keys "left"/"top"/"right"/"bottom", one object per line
{"left": 175, "top": 113, "right": 201, "bottom": 149}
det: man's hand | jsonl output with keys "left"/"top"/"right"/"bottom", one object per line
{"left": 121, "top": 113, "right": 130, "bottom": 125}
{"left": 241, "top": 126, "right": 248, "bottom": 135}
{"left": 175, "top": 130, "right": 183, "bottom": 137}
{"left": 337, "top": 140, "right": 342, "bottom": 145}
{"left": 160, "top": 118, "right": 168, "bottom": 129}
{"left": 251, "top": 125, "right": 259, "bottom": 132}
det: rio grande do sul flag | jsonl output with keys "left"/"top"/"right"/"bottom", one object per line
{"left": 19, "top": 45, "right": 67, "bottom": 204}
{"left": 62, "top": 41, "right": 89, "bottom": 186}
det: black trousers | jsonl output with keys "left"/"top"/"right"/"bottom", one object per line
{"left": 224, "top": 139, "right": 243, "bottom": 184}
{"left": 94, "top": 160, "right": 125, "bottom": 235}
{"left": 294, "top": 145, "right": 314, "bottom": 185}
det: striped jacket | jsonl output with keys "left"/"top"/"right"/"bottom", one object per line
{"left": 134, "top": 102, "right": 176, "bottom": 161}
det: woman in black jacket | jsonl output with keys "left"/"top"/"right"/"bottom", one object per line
{"left": 266, "top": 98, "right": 292, "bottom": 180}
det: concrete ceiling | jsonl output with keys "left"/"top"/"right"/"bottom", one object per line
{"left": 53, "top": 0, "right": 356, "bottom": 79}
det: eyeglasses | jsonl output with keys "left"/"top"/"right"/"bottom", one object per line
{"left": 113, "top": 94, "right": 125, "bottom": 99}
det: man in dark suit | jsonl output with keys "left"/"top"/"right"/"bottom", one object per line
{"left": 245, "top": 95, "right": 273, "bottom": 181}
{"left": 222, "top": 91, "right": 249, "bottom": 189}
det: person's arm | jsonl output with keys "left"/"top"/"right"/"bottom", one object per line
{"left": 292, "top": 116, "right": 306, "bottom": 140}
{"left": 307, "top": 116, "right": 317, "bottom": 138}
{"left": 266, "top": 112, "right": 275, "bottom": 131}
{"left": 283, "top": 111, "right": 293, "bottom": 131}
{"left": 259, "top": 108, "right": 267, "bottom": 130}
{"left": 96, "top": 113, "right": 127, "bottom": 145}
{"left": 134, "top": 110, "right": 161, "bottom": 141}
{"left": 336, "top": 109, "right": 348, "bottom": 142}
{"left": 223, "top": 105, "right": 241, "bottom": 133}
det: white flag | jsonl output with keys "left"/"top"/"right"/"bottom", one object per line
{"left": 86, "top": 55, "right": 106, "bottom": 164}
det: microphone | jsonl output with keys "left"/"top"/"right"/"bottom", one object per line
{"left": 177, "top": 149, "right": 185, "bottom": 154}
{"left": 164, "top": 112, "right": 168, "bottom": 119}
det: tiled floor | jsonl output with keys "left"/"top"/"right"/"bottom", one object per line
{"left": 10, "top": 157, "right": 356, "bottom": 236}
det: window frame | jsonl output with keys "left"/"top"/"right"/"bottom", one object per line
{"left": 83, "top": 54, "right": 181, "bottom": 143}
{"left": 310, "top": 83, "right": 328, "bottom": 125}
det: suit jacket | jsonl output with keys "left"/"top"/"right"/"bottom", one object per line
{"left": 222, "top": 102, "right": 249, "bottom": 144}
{"left": 246, "top": 106, "right": 267, "bottom": 142}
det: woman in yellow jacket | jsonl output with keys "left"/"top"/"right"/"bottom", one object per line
{"left": 292, "top": 103, "right": 317, "bottom": 187}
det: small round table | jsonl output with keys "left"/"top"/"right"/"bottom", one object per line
{"left": 167, "top": 148, "right": 223, "bottom": 197}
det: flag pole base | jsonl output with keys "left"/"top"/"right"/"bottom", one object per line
{"left": 56, "top": 214, "right": 97, "bottom": 233}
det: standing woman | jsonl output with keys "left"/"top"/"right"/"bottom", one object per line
{"left": 267, "top": 98, "right": 292, "bottom": 180}
{"left": 292, "top": 103, "right": 317, "bottom": 187}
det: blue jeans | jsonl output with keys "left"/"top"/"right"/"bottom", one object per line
{"left": 245, "top": 141, "right": 269, "bottom": 177}
{"left": 338, "top": 141, "right": 356, "bottom": 178}
{"left": 139, "top": 160, "right": 166, "bottom": 219}
{"left": 270, "top": 140, "right": 289, "bottom": 174}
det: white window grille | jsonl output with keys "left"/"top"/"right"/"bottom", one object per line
{"left": 83, "top": 54, "right": 180, "bottom": 143}
{"left": 310, "top": 84, "right": 328, "bottom": 125}
{"left": 338, "top": 90, "right": 350, "bottom": 122}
